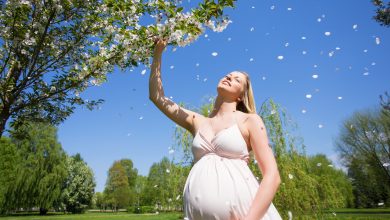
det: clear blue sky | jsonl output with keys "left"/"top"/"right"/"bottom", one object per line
{"left": 57, "top": 0, "right": 390, "bottom": 192}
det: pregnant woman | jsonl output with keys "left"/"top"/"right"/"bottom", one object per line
{"left": 149, "top": 39, "right": 283, "bottom": 220}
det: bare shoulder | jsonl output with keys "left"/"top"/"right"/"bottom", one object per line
{"left": 236, "top": 111, "right": 263, "bottom": 125}
{"left": 240, "top": 113, "right": 266, "bottom": 132}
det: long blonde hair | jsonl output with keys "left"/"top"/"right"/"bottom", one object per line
{"left": 236, "top": 71, "right": 257, "bottom": 114}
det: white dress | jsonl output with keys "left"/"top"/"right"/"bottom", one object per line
{"left": 183, "top": 118, "right": 283, "bottom": 220}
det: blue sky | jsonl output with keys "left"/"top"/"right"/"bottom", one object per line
{"left": 58, "top": 0, "right": 390, "bottom": 192}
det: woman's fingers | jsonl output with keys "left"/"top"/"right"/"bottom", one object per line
{"left": 154, "top": 38, "right": 167, "bottom": 54}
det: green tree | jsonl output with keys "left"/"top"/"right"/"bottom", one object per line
{"left": 104, "top": 160, "right": 131, "bottom": 211}
{"left": 94, "top": 192, "right": 106, "bottom": 211}
{"left": 61, "top": 153, "right": 96, "bottom": 213}
{"left": 335, "top": 107, "right": 390, "bottom": 207}
{"left": 9, "top": 122, "right": 67, "bottom": 215}
{"left": 307, "top": 154, "right": 354, "bottom": 209}
{"left": 119, "top": 159, "right": 138, "bottom": 205}
{"left": 0, "top": 137, "right": 19, "bottom": 214}
{"left": 372, "top": 0, "right": 390, "bottom": 27}
{"left": 142, "top": 157, "right": 189, "bottom": 211}
{"left": 0, "top": 0, "right": 237, "bottom": 137}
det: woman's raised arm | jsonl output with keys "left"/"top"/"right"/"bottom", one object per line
{"left": 148, "top": 39, "right": 202, "bottom": 135}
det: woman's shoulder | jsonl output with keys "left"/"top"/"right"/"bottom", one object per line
{"left": 236, "top": 111, "right": 262, "bottom": 123}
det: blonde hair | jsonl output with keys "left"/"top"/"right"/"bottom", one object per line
{"left": 236, "top": 71, "right": 257, "bottom": 114}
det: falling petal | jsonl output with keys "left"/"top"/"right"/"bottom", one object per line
{"left": 324, "top": 31, "right": 331, "bottom": 36}
{"left": 203, "top": 78, "right": 207, "bottom": 82}
{"left": 302, "top": 109, "right": 306, "bottom": 114}
{"left": 211, "top": 52, "right": 218, "bottom": 56}
{"left": 227, "top": 37, "right": 232, "bottom": 41}
{"left": 363, "top": 49, "right": 368, "bottom": 53}
{"left": 270, "top": 5, "right": 275, "bottom": 10}
{"left": 317, "top": 162, "right": 322, "bottom": 167}
{"left": 288, "top": 174, "right": 293, "bottom": 179}
{"left": 141, "top": 69, "right": 146, "bottom": 75}
{"left": 317, "top": 18, "right": 322, "bottom": 22}
{"left": 301, "top": 36, "right": 307, "bottom": 40}
{"left": 353, "top": 24, "right": 358, "bottom": 30}
{"left": 277, "top": 55, "right": 284, "bottom": 60}
{"left": 154, "top": 185, "right": 158, "bottom": 188}
{"left": 371, "top": 62, "right": 376, "bottom": 66}
{"left": 302, "top": 51, "right": 307, "bottom": 55}
{"left": 328, "top": 164, "right": 334, "bottom": 167}
{"left": 378, "top": 202, "right": 384, "bottom": 206}
{"left": 287, "top": 7, "right": 292, "bottom": 11}
{"left": 262, "top": 76, "right": 267, "bottom": 80}
{"left": 205, "top": 34, "right": 208, "bottom": 38}
{"left": 306, "top": 94, "right": 312, "bottom": 99}
{"left": 139, "top": 116, "right": 143, "bottom": 120}
{"left": 285, "top": 42, "right": 289, "bottom": 47}
{"left": 176, "top": 195, "right": 181, "bottom": 200}
{"left": 312, "top": 74, "right": 318, "bottom": 79}
{"left": 338, "top": 96, "right": 343, "bottom": 100}
{"left": 249, "top": 58, "right": 254, "bottom": 62}
{"left": 318, "top": 124, "right": 323, "bottom": 128}
{"left": 250, "top": 27, "right": 255, "bottom": 32}
{"left": 375, "top": 37, "right": 380, "bottom": 45}
{"left": 166, "top": 169, "right": 170, "bottom": 173}
{"left": 172, "top": 47, "right": 177, "bottom": 52}
{"left": 288, "top": 211, "right": 293, "bottom": 220}
{"left": 289, "top": 79, "right": 293, "bottom": 83}
{"left": 332, "top": 212, "right": 337, "bottom": 216}
{"left": 335, "top": 47, "right": 341, "bottom": 50}
{"left": 363, "top": 72, "right": 369, "bottom": 76}
{"left": 170, "top": 65, "right": 174, "bottom": 69}
{"left": 328, "top": 51, "right": 334, "bottom": 57}
{"left": 383, "top": 163, "right": 390, "bottom": 167}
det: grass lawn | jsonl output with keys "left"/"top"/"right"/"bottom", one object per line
{"left": 0, "top": 212, "right": 183, "bottom": 220}
{"left": 319, "top": 208, "right": 390, "bottom": 220}
{"left": 1, "top": 208, "right": 390, "bottom": 219}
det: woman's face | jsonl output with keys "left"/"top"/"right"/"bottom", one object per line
{"left": 217, "top": 71, "right": 247, "bottom": 100}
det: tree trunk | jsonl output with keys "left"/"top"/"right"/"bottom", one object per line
{"left": 0, "top": 106, "right": 10, "bottom": 138}
{"left": 39, "top": 207, "right": 48, "bottom": 215}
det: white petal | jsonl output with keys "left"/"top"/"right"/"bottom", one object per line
{"left": 375, "top": 37, "right": 380, "bottom": 45}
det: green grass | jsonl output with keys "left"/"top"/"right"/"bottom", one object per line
{"left": 1, "top": 208, "right": 390, "bottom": 220}
{"left": 0, "top": 212, "right": 183, "bottom": 220}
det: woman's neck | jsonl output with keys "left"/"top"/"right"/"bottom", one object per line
{"left": 210, "top": 96, "right": 237, "bottom": 118}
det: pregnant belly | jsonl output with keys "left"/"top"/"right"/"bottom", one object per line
{"left": 183, "top": 154, "right": 259, "bottom": 219}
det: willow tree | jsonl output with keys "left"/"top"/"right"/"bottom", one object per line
{"left": 8, "top": 122, "right": 67, "bottom": 215}
{"left": 0, "top": 0, "right": 237, "bottom": 137}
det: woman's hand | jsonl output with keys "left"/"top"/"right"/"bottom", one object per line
{"left": 153, "top": 38, "right": 167, "bottom": 56}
